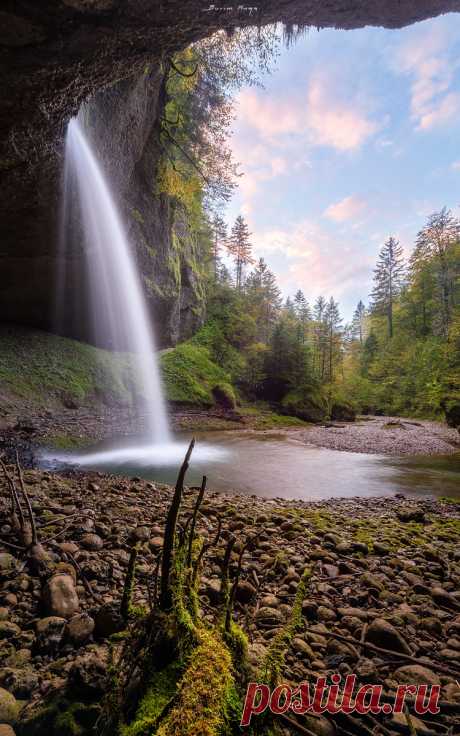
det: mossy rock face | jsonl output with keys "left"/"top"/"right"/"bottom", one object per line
{"left": 444, "top": 400, "right": 460, "bottom": 429}
{"left": 281, "top": 390, "right": 327, "bottom": 423}
{"left": 330, "top": 401, "right": 356, "bottom": 422}
{"left": 160, "top": 343, "right": 232, "bottom": 408}
{"left": 211, "top": 383, "right": 236, "bottom": 410}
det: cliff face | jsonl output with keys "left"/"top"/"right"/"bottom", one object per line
{"left": 1, "top": 65, "right": 206, "bottom": 347}
{"left": 1, "top": 1, "right": 459, "bottom": 344}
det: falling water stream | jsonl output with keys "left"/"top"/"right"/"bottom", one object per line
{"left": 63, "top": 117, "right": 170, "bottom": 444}
{"left": 49, "top": 113, "right": 228, "bottom": 470}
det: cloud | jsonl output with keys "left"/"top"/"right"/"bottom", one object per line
{"left": 250, "top": 219, "right": 375, "bottom": 301}
{"left": 452, "top": 160, "right": 460, "bottom": 170}
{"left": 324, "top": 195, "right": 367, "bottom": 223}
{"left": 237, "top": 89, "right": 302, "bottom": 138}
{"left": 393, "top": 26, "right": 460, "bottom": 130}
{"left": 231, "top": 71, "right": 380, "bottom": 207}
{"left": 305, "top": 79, "right": 379, "bottom": 151}
{"left": 235, "top": 73, "right": 380, "bottom": 152}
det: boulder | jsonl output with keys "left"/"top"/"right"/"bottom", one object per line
{"left": 68, "top": 647, "right": 108, "bottom": 697}
{"left": 444, "top": 401, "right": 460, "bottom": 430}
{"left": 42, "top": 573, "right": 79, "bottom": 619}
{"left": 212, "top": 383, "right": 236, "bottom": 410}
{"left": 66, "top": 613, "right": 95, "bottom": 646}
{"left": 94, "top": 603, "right": 124, "bottom": 638}
{"left": 256, "top": 607, "right": 285, "bottom": 626}
{"left": 330, "top": 402, "right": 356, "bottom": 422}
{"left": 35, "top": 616, "right": 66, "bottom": 653}
{"left": 431, "top": 587, "right": 460, "bottom": 610}
{"left": 235, "top": 581, "right": 256, "bottom": 604}
{"left": 80, "top": 533, "right": 103, "bottom": 551}
{"left": 0, "top": 554, "right": 17, "bottom": 576}
{"left": 281, "top": 390, "right": 327, "bottom": 423}
{"left": 0, "top": 623, "right": 20, "bottom": 641}
{"left": 0, "top": 689, "right": 19, "bottom": 725}
{"left": 365, "top": 618, "right": 411, "bottom": 654}
{"left": 0, "top": 725, "right": 16, "bottom": 736}
{"left": 393, "top": 664, "right": 440, "bottom": 687}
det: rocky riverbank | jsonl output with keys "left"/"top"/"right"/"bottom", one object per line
{"left": 298, "top": 416, "right": 460, "bottom": 456}
{"left": 0, "top": 463, "right": 459, "bottom": 735}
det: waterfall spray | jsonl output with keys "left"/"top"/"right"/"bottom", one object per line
{"left": 62, "top": 116, "right": 171, "bottom": 444}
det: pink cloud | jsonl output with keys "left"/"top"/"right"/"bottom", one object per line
{"left": 324, "top": 195, "right": 367, "bottom": 222}
{"left": 306, "top": 79, "right": 379, "bottom": 151}
{"left": 236, "top": 74, "right": 380, "bottom": 151}
{"left": 250, "top": 219, "right": 375, "bottom": 299}
{"left": 393, "top": 26, "right": 460, "bottom": 130}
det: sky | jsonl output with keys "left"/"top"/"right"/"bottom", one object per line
{"left": 224, "top": 14, "right": 460, "bottom": 321}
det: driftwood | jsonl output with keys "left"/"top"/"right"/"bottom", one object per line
{"left": 159, "top": 438, "right": 195, "bottom": 610}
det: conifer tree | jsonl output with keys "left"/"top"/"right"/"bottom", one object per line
{"left": 351, "top": 299, "right": 367, "bottom": 345}
{"left": 313, "top": 295, "right": 327, "bottom": 378}
{"left": 370, "top": 236, "right": 405, "bottom": 338}
{"left": 245, "top": 257, "right": 281, "bottom": 340}
{"left": 294, "top": 289, "right": 311, "bottom": 343}
{"left": 210, "top": 213, "right": 228, "bottom": 280}
{"left": 324, "top": 297, "right": 343, "bottom": 382}
{"left": 228, "top": 215, "right": 254, "bottom": 290}
{"left": 414, "top": 207, "right": 460, "bottom": 337}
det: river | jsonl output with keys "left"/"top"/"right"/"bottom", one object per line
{"left": 43, "top": 430, "right": 460, "bottom": 501}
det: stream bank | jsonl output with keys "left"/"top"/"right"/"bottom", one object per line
{"left": 0, "top": 465, "right": 459, "bottom": 735}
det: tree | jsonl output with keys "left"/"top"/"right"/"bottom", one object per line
{"left": 160, "top": 28, "right": 279, "bottom": 206}
{"left": 312, "top": 295, "right": 327, "bottom": 378}
{"left": 370, "top": 236, "right": 405, "bottom": 338}
{"left": 210, "top": 213, "right": 228, "bottom": 279}
{"left": 414, "top": 208, "right": 460, "bottom": 337}
{"left": 245, "top": 257, "right": 281, "bottom": 340}
{"left": 361, "top": 331, "right": 378, "bottom": 376}
{"left": 351, "top": 300, "right": 367, "bottom": 345}
{"left": 324, "top": 297, "right": 343, "bottom": 382}
{"left": 293, "top": 289, "right": 311, "bottom": 343}
{"left": 228, "top": 215, "right": 254, "bottom": 289}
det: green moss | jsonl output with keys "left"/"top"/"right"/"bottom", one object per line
{"left": 155, "top": 629, "right": 236, "bottom": 736}
{"left": 281, "top": 389, "right": 327, "bottom": 423}
{"left": 37, "top": 434, "right": 91, "bottom": 450}
{"left": 120, "top": 662, "right": 182, "bottom": 736}
{"left": 131, "top": 208, "right": 145, "bottom": 224}
{"left": 160, "top": 343, "right": 230, "bottom": 407}
{"left": 0, "top": 327, "right": 136, "bottom": 412}
{"left": 238, "top": 405, "right": 308, "bottom": 428}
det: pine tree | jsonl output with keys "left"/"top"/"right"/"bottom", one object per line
{"left": 283, "top": 296, "right": 296, "bottom": 316}
{"left": 324, "top": 297, "right": 343, "bottom": 382}
{"left": 210, "top": 213, "right": 228, "bottom": 280}
{"left": 415, "top": 208, "right": 460, "bottom": 337}
{"left": 361, "top": 331, "right": 378, "bottom": 376}
{"left": 228, "top": 215, "right": 254, "bottom": 290}
{"left": 370, "top": 236, "right": 405, "bottom": 338}
{"left": 293, "top": 289, "right": 311, "bottom": 343}
{"left": 312, "top": 295, "right": 327, "bottom": 378}
{"left": 245, "top": 258, "right": 281, "bottom": 340}
{"left": 351, "top": 300, "right": 367, "bottom": 345}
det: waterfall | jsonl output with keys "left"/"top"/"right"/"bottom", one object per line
{"left": 62, "top": 116, "right": 171, "bottom": 444}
